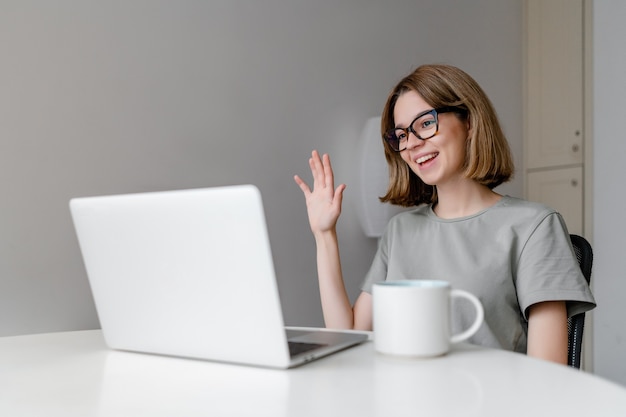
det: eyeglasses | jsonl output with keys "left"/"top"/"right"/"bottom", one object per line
{"left": 383, "top": 106, "right": 461, "bottom": 152}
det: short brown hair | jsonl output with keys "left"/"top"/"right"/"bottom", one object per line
{"left": 379, "top": 64, "right": 514, "bottom": 207}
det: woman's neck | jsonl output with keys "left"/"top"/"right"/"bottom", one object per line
{"left": 433, "top": 180, "right": 502, "bottom": 219}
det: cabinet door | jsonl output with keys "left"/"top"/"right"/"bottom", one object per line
{"left": 527, "top": 166, "right": 583, "bottom": 235}
{"left": 526, "top": 0, "right": 583, "bottom": 169}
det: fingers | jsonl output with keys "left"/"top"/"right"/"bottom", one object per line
{"left": 332, "top": 183, "right": 346, "bottom": 214}
{"left": 295, "top": 151, "right": 346, "bottom": 233}
{"left": 293, "top": 174, "right": 311, "bottom": 196}
{"left": 310, "top": 150, "right": 326, "bottom": 187}
{"left": 321, "top": 153, "right": 335, "bottom": 189}
{"left": 308, "top": 150, "right": 335, "bottom": 189}
{"left": 334, "top": 183, "right": 346, "bottom": 205}
{"left": 295, "top": 150, "right": 344, "bottom": 197}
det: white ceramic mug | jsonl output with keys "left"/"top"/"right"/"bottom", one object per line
{"left": 373, "top": 280, "right": 484, "bottom": 357}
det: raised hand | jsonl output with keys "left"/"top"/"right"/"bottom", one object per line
{"left": 294, "top": 150, "right": 346, "bottom": 235}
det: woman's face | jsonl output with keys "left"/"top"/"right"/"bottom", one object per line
{"left": 394, "top": 90, "right": 469, "bottom": 188}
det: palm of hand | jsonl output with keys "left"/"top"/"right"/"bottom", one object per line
{"left": 294, "top": 151, "right": 346, "bottom": 234}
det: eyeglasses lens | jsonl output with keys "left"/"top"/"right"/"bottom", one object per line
{"left": 386, "top": 110, "right": 438, "bottom": 151}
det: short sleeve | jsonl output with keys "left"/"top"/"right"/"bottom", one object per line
{"left": 516, "top": 213, "right": 596, "bottom": 319}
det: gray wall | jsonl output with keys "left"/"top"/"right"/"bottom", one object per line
{"left": 0, "top": 1, "right": 523, "bottom": 336}
{"left": 593, "top": 0, "right": 626, "bottom": 386}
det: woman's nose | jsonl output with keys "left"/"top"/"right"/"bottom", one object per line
{"left": 405, "top": 131, "right": 423, "bottom": 150}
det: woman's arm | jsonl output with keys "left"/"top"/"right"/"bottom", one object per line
{"left": 294, "top": 151, "right": 371, "bottom": 330}
{"left": 526, "top": 300, "right": 568, "bottom": 364}
{"left": 313, "top": 229, "right": 372, "bottom": 329}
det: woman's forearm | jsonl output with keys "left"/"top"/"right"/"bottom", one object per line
{"left": 314, "top": 229, "right": 355, "bottom": 329}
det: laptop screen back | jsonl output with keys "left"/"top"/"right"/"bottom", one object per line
{"left": 70, "top": 185, "right": 293, "bottom": 367}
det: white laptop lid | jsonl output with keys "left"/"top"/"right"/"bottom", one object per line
{"left": 70, "top": 185, "right": 295, "bottom": 368}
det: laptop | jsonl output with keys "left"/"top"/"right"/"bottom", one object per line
{"left": 69, "top": 184, "right": 368, "bottom": 368}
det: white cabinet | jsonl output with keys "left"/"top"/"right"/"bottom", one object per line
{"left": 524, "top": 0, "right": 585, "bottom": 234}
{"left": 527, "top": 167, "right": 583, "bottom": 235}
{"left": 526, "top": 0, "right": 584, "bottom": 170}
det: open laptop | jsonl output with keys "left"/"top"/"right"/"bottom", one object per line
{"left": 69, "top": 184, "right": 367, "bottom": 368}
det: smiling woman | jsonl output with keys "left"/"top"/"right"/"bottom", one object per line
{"left": 392, "top": 92, "right": 473, "bottom": 202}
{"left": 380, "top": 64, "right": 513, "bottom": 208}
{"left": 294, "top": 64, "right": 595, "bottom": 365}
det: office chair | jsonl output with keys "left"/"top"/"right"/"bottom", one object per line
{"left": 568, "top": 234, "right": 593, "bottom": 369}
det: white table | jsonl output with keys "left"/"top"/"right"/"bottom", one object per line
{"left": 1, "top": 330, "right": 626, "bottom": 416}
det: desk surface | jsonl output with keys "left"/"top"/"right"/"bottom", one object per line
{"left": 1, "top": 330, "right": 626, "bottom": 416}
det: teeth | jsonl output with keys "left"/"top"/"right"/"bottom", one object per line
{"left": 416, "top": 153, "right": 437, "bottom": 164}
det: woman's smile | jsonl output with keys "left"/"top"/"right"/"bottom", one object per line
{"left": 415, "top": 152, "right": 439, "bottom": 165}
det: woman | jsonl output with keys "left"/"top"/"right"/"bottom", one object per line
{"left": 294, "top": 64, "right": 595, "bottom": 364}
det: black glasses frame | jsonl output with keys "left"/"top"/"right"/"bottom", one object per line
{"left": 384, "top": 106, "right": 462, "bottom": 152}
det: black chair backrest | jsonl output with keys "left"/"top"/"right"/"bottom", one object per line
{"left": 568, "top": 234, "right": 593, "bottom": 369}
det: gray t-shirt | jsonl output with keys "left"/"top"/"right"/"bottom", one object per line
{"left": 361, "top": 196, "right": 596, "bottom": 353}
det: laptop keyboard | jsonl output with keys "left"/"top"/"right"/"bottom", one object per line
{"left": 288, "top": 341, "right": 327, "bottom": 357}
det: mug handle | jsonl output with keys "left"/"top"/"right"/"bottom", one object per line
{"left": 450, "top": 289, "right": 484, "bottom": 344}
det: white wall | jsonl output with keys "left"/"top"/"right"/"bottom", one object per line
{"left": 0, "top": 0, "right": 523, "bottom": 336}
{"left": 592, "top": 0, "right": 626, "bottom": 386}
